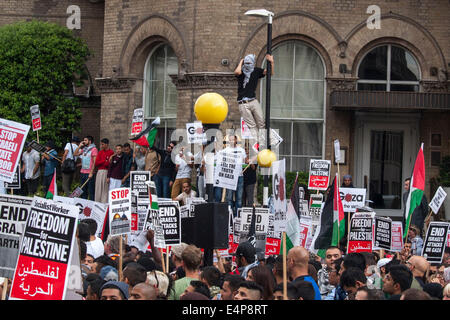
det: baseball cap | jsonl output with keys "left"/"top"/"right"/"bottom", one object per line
{"left": 232, "top": 241, "right": 256, "bottom": 262}
{"left": 171, "top": 242, "right": 188, "bottom": 259}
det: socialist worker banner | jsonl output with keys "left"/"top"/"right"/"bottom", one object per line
{"left": 10, "top": 197, "right": 78, "bottom": 300}
{"left": 0, "top": 194, "right": 32, "bottom": 279}
{"left": 0, "top": 118, "right": 30, "bottom": 184}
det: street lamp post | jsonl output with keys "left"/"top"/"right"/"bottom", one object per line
{"left": 245, "top": 9, "right": 274, "bottom": 207}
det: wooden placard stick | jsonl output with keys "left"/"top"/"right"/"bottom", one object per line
{"left": 166, "top": 246, "right": 170, "bottom": 273}
{"left": 160, "top": 248, "right": 166, "bottom": 273}
{"left": 118, "top": 235, "right": 123, "bottom": 281}
{"left": 1, "top": 278, "right": 8, "bottom": 300}
{"left": 282, "top": 231, "right": 287, "bottom": 300}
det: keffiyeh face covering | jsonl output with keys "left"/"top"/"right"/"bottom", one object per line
{"left": 242, "top": 54, "right": 255, "bottom": 88}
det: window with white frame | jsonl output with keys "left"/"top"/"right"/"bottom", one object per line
{"left": 357, "top": 44, "right": 420, "bottom": 92}
{"left": 260, "top": 41, "right": 325, "bottom": 172}
{"left": 143, "top": 43, "right": 178, "bottom": 148}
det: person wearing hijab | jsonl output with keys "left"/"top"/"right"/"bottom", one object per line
{"left": 342, "top": 174, "right": 354, "bottom": 188}
{"left": 234, "top": 53, "right": 274, "bottom": 147}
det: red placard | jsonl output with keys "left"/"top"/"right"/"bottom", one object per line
{"left": 131, "top": 212, "right": 138, "bottom": 231}
{"left": 9, "top": 198, "right": 78, "bottom": 300}
{"left": 131, "top": 122, "right": 143, "bottom": 135}
{"left": 299, "top": 223, "right": 310, "bottom": 248}
{"left": 265, "top": 237, "right": 281, "bottom": 256}
{"left": 32, "top": 118, "right": 41, "bottom": 131}
{"left": 10, "top": 256, "right": 67, "bottom": 300}
{"left": 0, "top": 119, "right": 30, "bottom": 183}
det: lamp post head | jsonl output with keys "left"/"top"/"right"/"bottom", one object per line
{"left": 245, "top": 9, "right": 274, "bottom": 23}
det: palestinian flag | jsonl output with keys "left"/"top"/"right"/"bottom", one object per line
{"left": 314, "top": 175, "right": 345, "bottom": 257}
{"left": 332, "top": 173, "right": 346, "bottom": 247}
{"left": 280, "top": 173, "right": 301, "bottom": 253}
{"left": 403, "top": 143, "right": 425, "bottom": 239}
{"left": 130, "top": 117, "right": 160, "bottom": 148}
{"left": 45, "top": 168, "right": 57, "bottom": 199}
{"left": 101, "top": 207, "right": 110, "bottom": 241}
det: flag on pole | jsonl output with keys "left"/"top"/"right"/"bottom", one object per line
{"left": 403, "top": 143, "right": 425, "bottom": 239}
{"left": 313, "top": 175, "right": 345, "bottom": 257}
{"left": 332, "top": 173, "right": 346, "bottom": 247}
{"left": 101, "top": 207, "right": 110, "bottom": 242}
{"left": 45, "top": 168, "right": 57, "bottom": 199}
{"left": 280, "top": 173, "right": 301, "bottom": 253}
{"left": 130, "top": 117, "right": 160, "bottom": 148}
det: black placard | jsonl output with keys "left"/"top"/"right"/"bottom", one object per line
{"left": 422, "top": 222, "right": 450, "bottom": 264}
{"left": 374, "top": 216, "right": 392, "bottom": 250}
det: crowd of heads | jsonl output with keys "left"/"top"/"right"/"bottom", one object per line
{"left": 72, "top": 224, "right": 450, "bottom": 301}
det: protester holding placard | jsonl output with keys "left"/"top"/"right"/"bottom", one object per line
{"left": 74, "top": 136, "right": 98, "bottom": 200}
{"left": 403, "top": 177, "right": 429, "bottom": 233}
{"left": 224, "top": 135, "right": 247, "bottom": 216}
{"left": 152, "top": 141, "right": 176, "bottom": 199}
{"left": 61, "top": 137, "right": 80, "bottom": 197}
{"left": 41, "top": 140, "right": 58, "bottom": 196}
{"left": 21, "top": 142, "right": 40, "bottom": 196}
{"left": 243, "top": 152, "right": 257, "bottom": 206}
{"left": 174, "top": 181, "right": 197, "bottom": 206}
{"left": 171, "top": 148, "right": 193, "bottom": 200}
{"left": 107, "top": 144, "right": 124, "bottom": 191}
{"left": 94, "top": 138, "right": 114, "bottom": 203}
{"left": 120, "top": 143, "right": 136, "bottom": 188}
{"left": 408, "top": 225, "right": 424, "bottom": 256}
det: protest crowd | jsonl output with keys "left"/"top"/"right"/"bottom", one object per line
{"left": 1, "top": 128, "right": 450, "bottom": 301}
{"left": 0, "top": 51, "right": 449, "bottom": 303}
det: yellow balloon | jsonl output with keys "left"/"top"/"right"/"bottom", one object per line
{"left": 257, "top": 149, "right": 277, "bottom": 168}
{"left": 194, "top": 92, "right": 228, "bottom": 124}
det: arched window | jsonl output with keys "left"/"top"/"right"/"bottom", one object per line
{"left": 260, "top": 41, "right": 325, "bottom": 172}
{"left": 143, "top": 43, "right": 178, "bottom": 148}
{"left": 357, "top": 45, "right": 420, "bottom": 91}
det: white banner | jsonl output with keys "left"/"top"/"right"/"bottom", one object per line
{"left": 240, "top": 118, "right": 253, "bottom": 139}
{"left": 239, "top": 207, "right": 270, "bottom": 235}
{"left": 334, "top": 139, "right": 340, "bottom": 162}
{"left": 54, "top": 196, "right": 108, "bottom": 238}
{"left": 429, "top": 186, "right": 447, "bottom": 214}
{"left": 186, "top": 122, "right": 204, "bottom": 144}
{"left": 272, "top": 159, "right": 287, "bottom": 232}
{"left": 339, "top": 188, "right": 366, "bottom": 213}
{"left": 213, "top": 150, "right": 242, "bottom": 191}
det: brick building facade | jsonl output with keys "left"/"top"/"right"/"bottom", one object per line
{"left": 1, "top": 0, "right": 449, "bottom": 218}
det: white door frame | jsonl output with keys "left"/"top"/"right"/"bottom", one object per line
{"left": 354, "top": 112, "right": 420, "bottom": 217}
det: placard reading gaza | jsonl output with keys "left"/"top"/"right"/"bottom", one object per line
{"left": 10, "top": 197, "right": 78, "bottom": 300}
{"left": 213, "top": 151, "right": 242, "bottom": 191}
{"left": 422, "top": 222, "right": 450, "bottom": 264}
{"left": 347, "top": 212, "right": 374, "bottom": 254}
{"left": 158, "top": 201, "right": 181, "bottom": 245}
{"left": 339, "top": 188, "right": 366, "bottom": 213}
{"left": 0, "top": 195, "right": 32, "bottom": 279}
